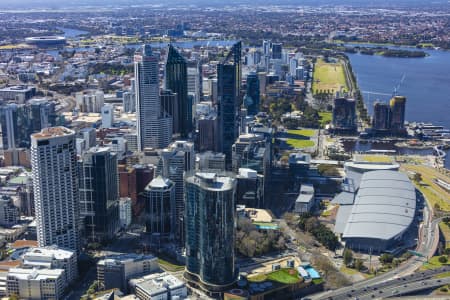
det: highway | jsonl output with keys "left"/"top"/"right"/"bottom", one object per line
{"left": 358, "top": 276, "right": 450, "bottom": 299}
{"left": 311, "top": 209, "right": 447, "bottom": 300}
{"left": 311, "top": 266, "right": 450, "bottom": 300}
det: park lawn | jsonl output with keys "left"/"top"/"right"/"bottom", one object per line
{"left": 266, "top": 268, "right": 301, "bottom": 284}
{"left": 318, "top": 111, "right": 332, "bottom": 127}
{"left": 401, "top": 165, "right": 450, "bottom": 212}
{"left": 434, "top": 271, "right": 450, "bottom": 279}
{"left": 312, "top": 58, "right": 348, "bottom": 95}
{"left": 439, "top": 222, "right": 450, "bottom": 247}
{"left": 158, "top": 258, "right": 185, "bottom": 272}
{"left": 340, "top": 266, "right": 359, "bottom": 276}
{"left": 287, "top": 129, "right": 316, "bottom": 137}
{"left": 358, "top": 155, "right": 393, "bottom": 163}
{"left": 286, "top": 139, "right": 315, "bottom": 149}
{"left": 0, "top": 43, "right": 32, "bottom": 50}
{"left": 421, "top": 256, "right": 450, "bottom": 270}
{"left": 247, "top": 273, "right": 267, "bottom": 282}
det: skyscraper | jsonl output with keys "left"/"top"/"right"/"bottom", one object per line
{"left": 165, "top": 45, "right": 192, "bottom": 137}
{"left": 160, "top": 89, "right": 179, "bottom": 134}
{"left": 79, "top": 147, "right": 120, "bottom": 242}
{"left": 244, "top": 72, "right": 260, "bottom": 116}
{"left": 262, "top": 40, "right": 271, "bottom": 56}
{"left": 217, "top": 41, "right": 241, "bottom": 167}
{"left": 389, "top": 95, "right": 406, "bottom": 131}
{"left": 157, "top": 141, "right": 194, "bottom": 244}
{"left": 332, "top": 97, "right": 357, "bottom": 133}
{"left": 0, "top": 104, "right": 28, "bottom": 149}
{"left": 184, "top": 172, "right": 237, "bottom": 295}
{"left": 135, "top": 44, "right": 172, "bottom": 151}
{"left": 31, "top": 127, "right": 79, "bottom": 251}
{"left": 144, "top": 176, "right": 175, "bottom": 239}
{"left": 372, "top": 102, "right": 391, "bottom": 131}
{"left": 271, "top": 43, "right": 282, "bottom": 59}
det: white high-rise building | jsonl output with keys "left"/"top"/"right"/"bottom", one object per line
{"left": 187, "top": 67, "right": 200, "bottom": 105}
{"left": 101, "top": 104, "right": 114, "bottom": 128}
{"left": 75, "top": 90, "right": 104, "bottom": 113}
{"left": 289, "top": 58, "right": 298, "bottom": 77}
{"left": 135, "top": 45, "right": 172, "bottom": 151}
{"left": 31, "top": 127, "right": 80, "bottom": 252}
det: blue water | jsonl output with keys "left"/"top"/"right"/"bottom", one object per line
{"left": 57, "top": 27, "right": 89, "bottom": 38}
{"left": 346, "top": 48, "right": 450, "bottom": 129}
{"left": 304, "top": 267, "right": 321, "bottom": 279}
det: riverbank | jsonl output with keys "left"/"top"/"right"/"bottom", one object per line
{"left": 345, "top": 47, "right": 428, "bottom": 58}
{"left": 333, "top": 40, "right": 447, "bottom": 51}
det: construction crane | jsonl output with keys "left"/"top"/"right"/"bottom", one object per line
{"left": 393, "top": 73, "right": 406, "bottom": 96}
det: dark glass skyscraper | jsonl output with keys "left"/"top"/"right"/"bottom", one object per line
{"left": 165, "top": 45, "right": 192, "bottom": 137}
{"left": 0, "top": 100, "right": 56, "bottom": 150}
{"left": 390, "top": 95, "right": 406, "bottom": 131}
{"left": 184, "top": 172, "right": 237, "bottom": 295}
{"left": 79, "top": 147, "right": 120, "bottom": 242}
{"left": 244, "top": 72, "right": 260, "bottom": 115}
{"left": 217, "top": 41, "right": 242, "bottom": 168}
{"left": 332, "top": 97, "right": 357, "bottom": 132}
{"left": 372, "top": 102, "right": 390, "bottom": 131}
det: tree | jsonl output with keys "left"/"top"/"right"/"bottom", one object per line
{"left": 354, "top": 259, "right": 364, "bottom": 271}
{"left": 343, "top": 248, "right": 353, "bottom": 266}
{"left": 380, "top": 253, "right": 394, "bottom": 264}
{"left": 439, "top": 255, "right": 448, "bottom": 264}
{"left": 413, "top": 172, "right": 422, "bottom": 183}
{"left": 444, "top": 248, "right": 450, "bottom": 256}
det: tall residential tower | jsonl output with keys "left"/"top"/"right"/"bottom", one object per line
{"left": 184, "top": 172, "right": 237, "bottom": 295}
{"left": 135, "top": 45, "right": 172, "bottom": 151}
{"left": 31, "top": 127, "right": 80, "bottom": 251}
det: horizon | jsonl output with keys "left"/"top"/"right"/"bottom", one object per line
{"left": 0, "top": 0, "right": 448, "bottom": 9}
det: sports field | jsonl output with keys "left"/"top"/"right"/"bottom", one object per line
{"left": 312, "top": 58, "right": 348, "bottom": 95}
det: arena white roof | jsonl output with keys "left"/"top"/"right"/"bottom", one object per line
{"left": 342, "top": 170, "right": 416, "bottom": 241}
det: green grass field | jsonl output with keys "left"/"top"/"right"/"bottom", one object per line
{"left": 434, "top": 271, "right": 450, "bottom": 279}
{"left": 318, "top": 111, "right": 332, "bottom": 127}
{"left": 248, "top": 268, "right": 302, "bottom": 285}
{"left": 287, "top": 139, "right": 315, "bottom": 149}
{"left": 158, "top": 258, "right": 185, "bottom": 272}
{"left": 287, "top": 129, "right": 316, "bottom": 137}
{"left": 357, "top": 155, "right": 393, "bottom": 163}
{"left": 286, "top": 129, "right": 316, "bottom": 149}
{"left": 267, "top": 268, "right": 301, "bottom": 284}
{"left": 313, "top": 58, "right": 348, "bottom": 95}
{"left": 421, "top": 256, "right": 450, "bottom": 270}
{"left": 440, "top": 222, "right": 450, "bottom": 247}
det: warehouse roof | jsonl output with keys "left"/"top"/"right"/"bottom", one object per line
{"left": 342, "top": 170, "right": 416, "bottom": 241}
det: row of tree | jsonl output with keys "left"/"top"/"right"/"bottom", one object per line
{"left": 235, "top": 218, "right": 286, "bottom": 258}
{"left": 298, "top": 213, "right": 339, "bottom": 251}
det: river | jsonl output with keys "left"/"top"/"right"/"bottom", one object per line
{"left": 346, "top": 46, "right": 450, "bottom": 129}
{"left": 346, "top": 46, "right": 450, "bottom": 168}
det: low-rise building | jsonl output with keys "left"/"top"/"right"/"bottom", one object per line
{"left": 130, "top": 272, "right": 187, "bottom": 300}
{"left": 22, "top": 246, "right": 78, "bottom": 285}
{"left": 97, "top": 254, "right": 159, "bottom": 293}
{"left": 294, "top": 184, "right": 315, "bottom": 214}
{"left": 6, "top": 268, "right": 65, "bottom": 300}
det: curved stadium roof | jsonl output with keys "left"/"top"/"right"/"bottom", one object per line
{"left": 342, "top": 170, "right": 416, "bottom": 241}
